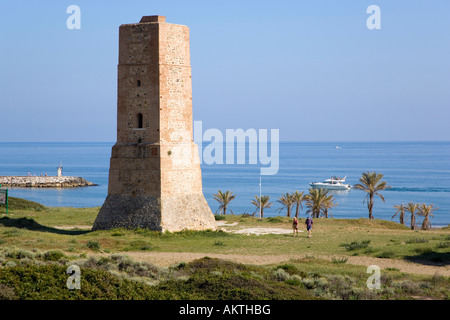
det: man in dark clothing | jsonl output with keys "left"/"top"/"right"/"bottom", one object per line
{"left": 305, "top": 216, "right": 313, "bottom": 238}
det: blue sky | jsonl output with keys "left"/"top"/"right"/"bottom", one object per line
{"left": 0, "top": 0, "right": 449, "bottom": 142}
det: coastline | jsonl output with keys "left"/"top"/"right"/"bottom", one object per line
{"left": 0, "top": 176, "right": 97, "bottom": 188}
{"left": 0, "top": 141, "right": 449, "bottom": 226}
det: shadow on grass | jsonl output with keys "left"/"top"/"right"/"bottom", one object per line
{"left": 0, "top": 217, "right": 90, "bottom": 236}
{"left": 404, "top": 250, "right": 450, "bottom": 267}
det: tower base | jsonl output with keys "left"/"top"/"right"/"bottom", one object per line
{"left": 92, "top": 194, "right": 217, "bottom": 232}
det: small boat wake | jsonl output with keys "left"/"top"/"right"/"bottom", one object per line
{"left": 386, "top": 187, "right": 450, "bottom": 193}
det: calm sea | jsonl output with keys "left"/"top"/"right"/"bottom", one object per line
{"left": 0, "top": 142, "right": 449, "bottom": 227}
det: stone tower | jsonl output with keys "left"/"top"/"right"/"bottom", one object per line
{"left": 93, "top": 16, "right": 216, "bottom": 232}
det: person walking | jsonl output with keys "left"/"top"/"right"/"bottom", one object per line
{"left": 292, "top": 217, "right": 299, "bottom": 236}
{"left": 305, "top": 216, "right": 313, "bottom": 238}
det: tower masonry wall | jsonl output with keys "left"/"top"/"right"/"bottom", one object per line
{"left": 93, "top": 16, "right": 216, "bottom": 232}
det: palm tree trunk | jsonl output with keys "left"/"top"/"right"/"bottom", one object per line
{"left": 368, "top": 194, "right": 374, "bottom": 219}
{"left": 421, "top": 215, "right": 429, "bottom": 230}
{"left": 295, "top": 204, "right": 299, "bottom": 218}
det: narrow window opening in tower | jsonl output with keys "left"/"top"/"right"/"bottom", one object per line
{"left": 137, "top": 80, "right": 141, "bottom": 87}
{"left": 137, "top": 113, "right": 143, "bottom": 128}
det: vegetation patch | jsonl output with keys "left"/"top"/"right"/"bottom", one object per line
{"left": 86, "top": 240, "right": 101, "bottom": 251}
{"left": 339, "top": 240, "right": 371, "bottom": 251}
{"left": 131, "top": 228, "right": 229, "bottom": 239}
{"left": 43, "top": 250, "right": 66, "bottom": 262}
{"left": 1, "top": 197, "right": 47, "bottom": 211}
{"left": 405, "top": 238, "right": 429, "bottom": 244}
{"left": 0, "top": 264, "right": 159, "bottom": 300}
{"left": 273, "top": 264, "right": 301, "bottom": 276}
{"left": 405, "top": 249, "right": 450, "bottom": 265}
{"left": 1, "top": 198, "right": 449, "bottom": 300}
{"left": 214, "top": 215, "right": 226, "bottom": 221}
{"left": 266, "top": 217, "right": 285, "bottom": 223}
{"left": 165, "top": 257, "right": 316, "bottom": 300}
{"left": 436, "top": 241, "right": 450, "bottom": 249}
{"left": 0, "top": 256, "right": 317, "bottom": 300}
{"left": 376, "top": 251, "right": 396, "bottom": 259}
{"left": 123, "top": 240, "right": 153, "bottom": 251}
{"left": 332, "top": 257, "right": 349, "bottom": 264}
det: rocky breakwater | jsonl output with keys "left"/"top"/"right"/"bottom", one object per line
{"left": 0, "top": 176, "right": 98, "bottom": 188}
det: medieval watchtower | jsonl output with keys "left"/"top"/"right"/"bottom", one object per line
{"left": 93, "top": 16, "right": 216, "bottom": 232}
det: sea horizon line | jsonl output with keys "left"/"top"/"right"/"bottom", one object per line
{"left": 1, "top": 140, "right": 449, "bottom": 144}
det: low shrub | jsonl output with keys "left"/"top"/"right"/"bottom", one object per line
{"left": 124, "top": 240, "right": 153, "bottom": 251}
{"left": 272, "top": 268, "right": 291, "bottom": 281}
{"left": 385, "top": 267, "right": 400, "bottom": 272}
{"left": 376, "top": 251, "right": 395, "bottom": 259}
{"left": 43, "top": 250, "right": 66, "bottom": 262}
{"left": 274, "top": 264, "right": 299, "bottom": 275}
{"left": 0, "top": 264, "right": 158, "bottom": 300}
{"left": 331, "top": 257, "right": 348, "bottom": 264}
{"left": 405, "top": 238, "right": 429, "bottom": 244}
{"left": 0, "top": 284, "right": 17, "bottom": 300}
{"left": 339, "top": 240, "right": 371, "bottom": 251}
{"left": 436, "top": 241, "right": 450, "bottom": 249}
{"left": 111, "top": 230, "right": 125, "bottom": 237}
{"left": 4, "top": 248, "right": 35, "bottom": 260}
{"left": 86, "top": 241, "right": 101, "bottom": 251}
{"left": 266, "top": 217, "right": 285, "bottom": 223}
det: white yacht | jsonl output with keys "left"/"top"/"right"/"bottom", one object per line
{"left": 310, "top": 176, "right": 351, "bottom": 190}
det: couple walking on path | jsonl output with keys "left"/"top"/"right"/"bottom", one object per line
{"left": 293, "top": 216, "right": 313, "bottom": 237}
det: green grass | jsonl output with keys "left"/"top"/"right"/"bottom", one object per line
{"left": 1, "top": 198, "right": 450, "bottom": 300}
{"left": 1, "top": 197, "right": 46, "bottom": 211}
{"left": 2, "top": 203, "right": 450, "bottom": 262}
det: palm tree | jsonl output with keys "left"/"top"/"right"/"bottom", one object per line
{"left": 353, "top": 171, "right": 391, "bottom": 219}
{"left": 212, "top": 190, "right": 236, "bottom": 215}
{"left": 322, "top": 194, "right": 338, "bottom": 218}
{"left": 418, "top": 203, "right": 438, "bottom": 230}
{"left": 277, "top": 193, "right": 294, "bottom": 217}
{"left": 404, "top": 202, "right": 419, "bottom": 230}
{"left": 305, "top": 188, "right": 329, "bottom": 218}
{"left": 251, "top": 195, "right": 273, "bottom": 218}
{"left": 392, "top": 204, "right": 406, "bottom": 225}
{"left": 292, "top": 190, "right": 306, "bottom": 218}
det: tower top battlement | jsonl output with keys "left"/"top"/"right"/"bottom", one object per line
{"left": 139, "top": 15, "right": 166, "bottom": 23}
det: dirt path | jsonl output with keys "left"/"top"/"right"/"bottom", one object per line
{"left": 343, "top": 256, "right": 449, "bottom": 276}
{"left": 125, "top": 251, "right": 450, "bottom": 277}
{"left": 72, "top": 221, "right": 449, "bottom": 277}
